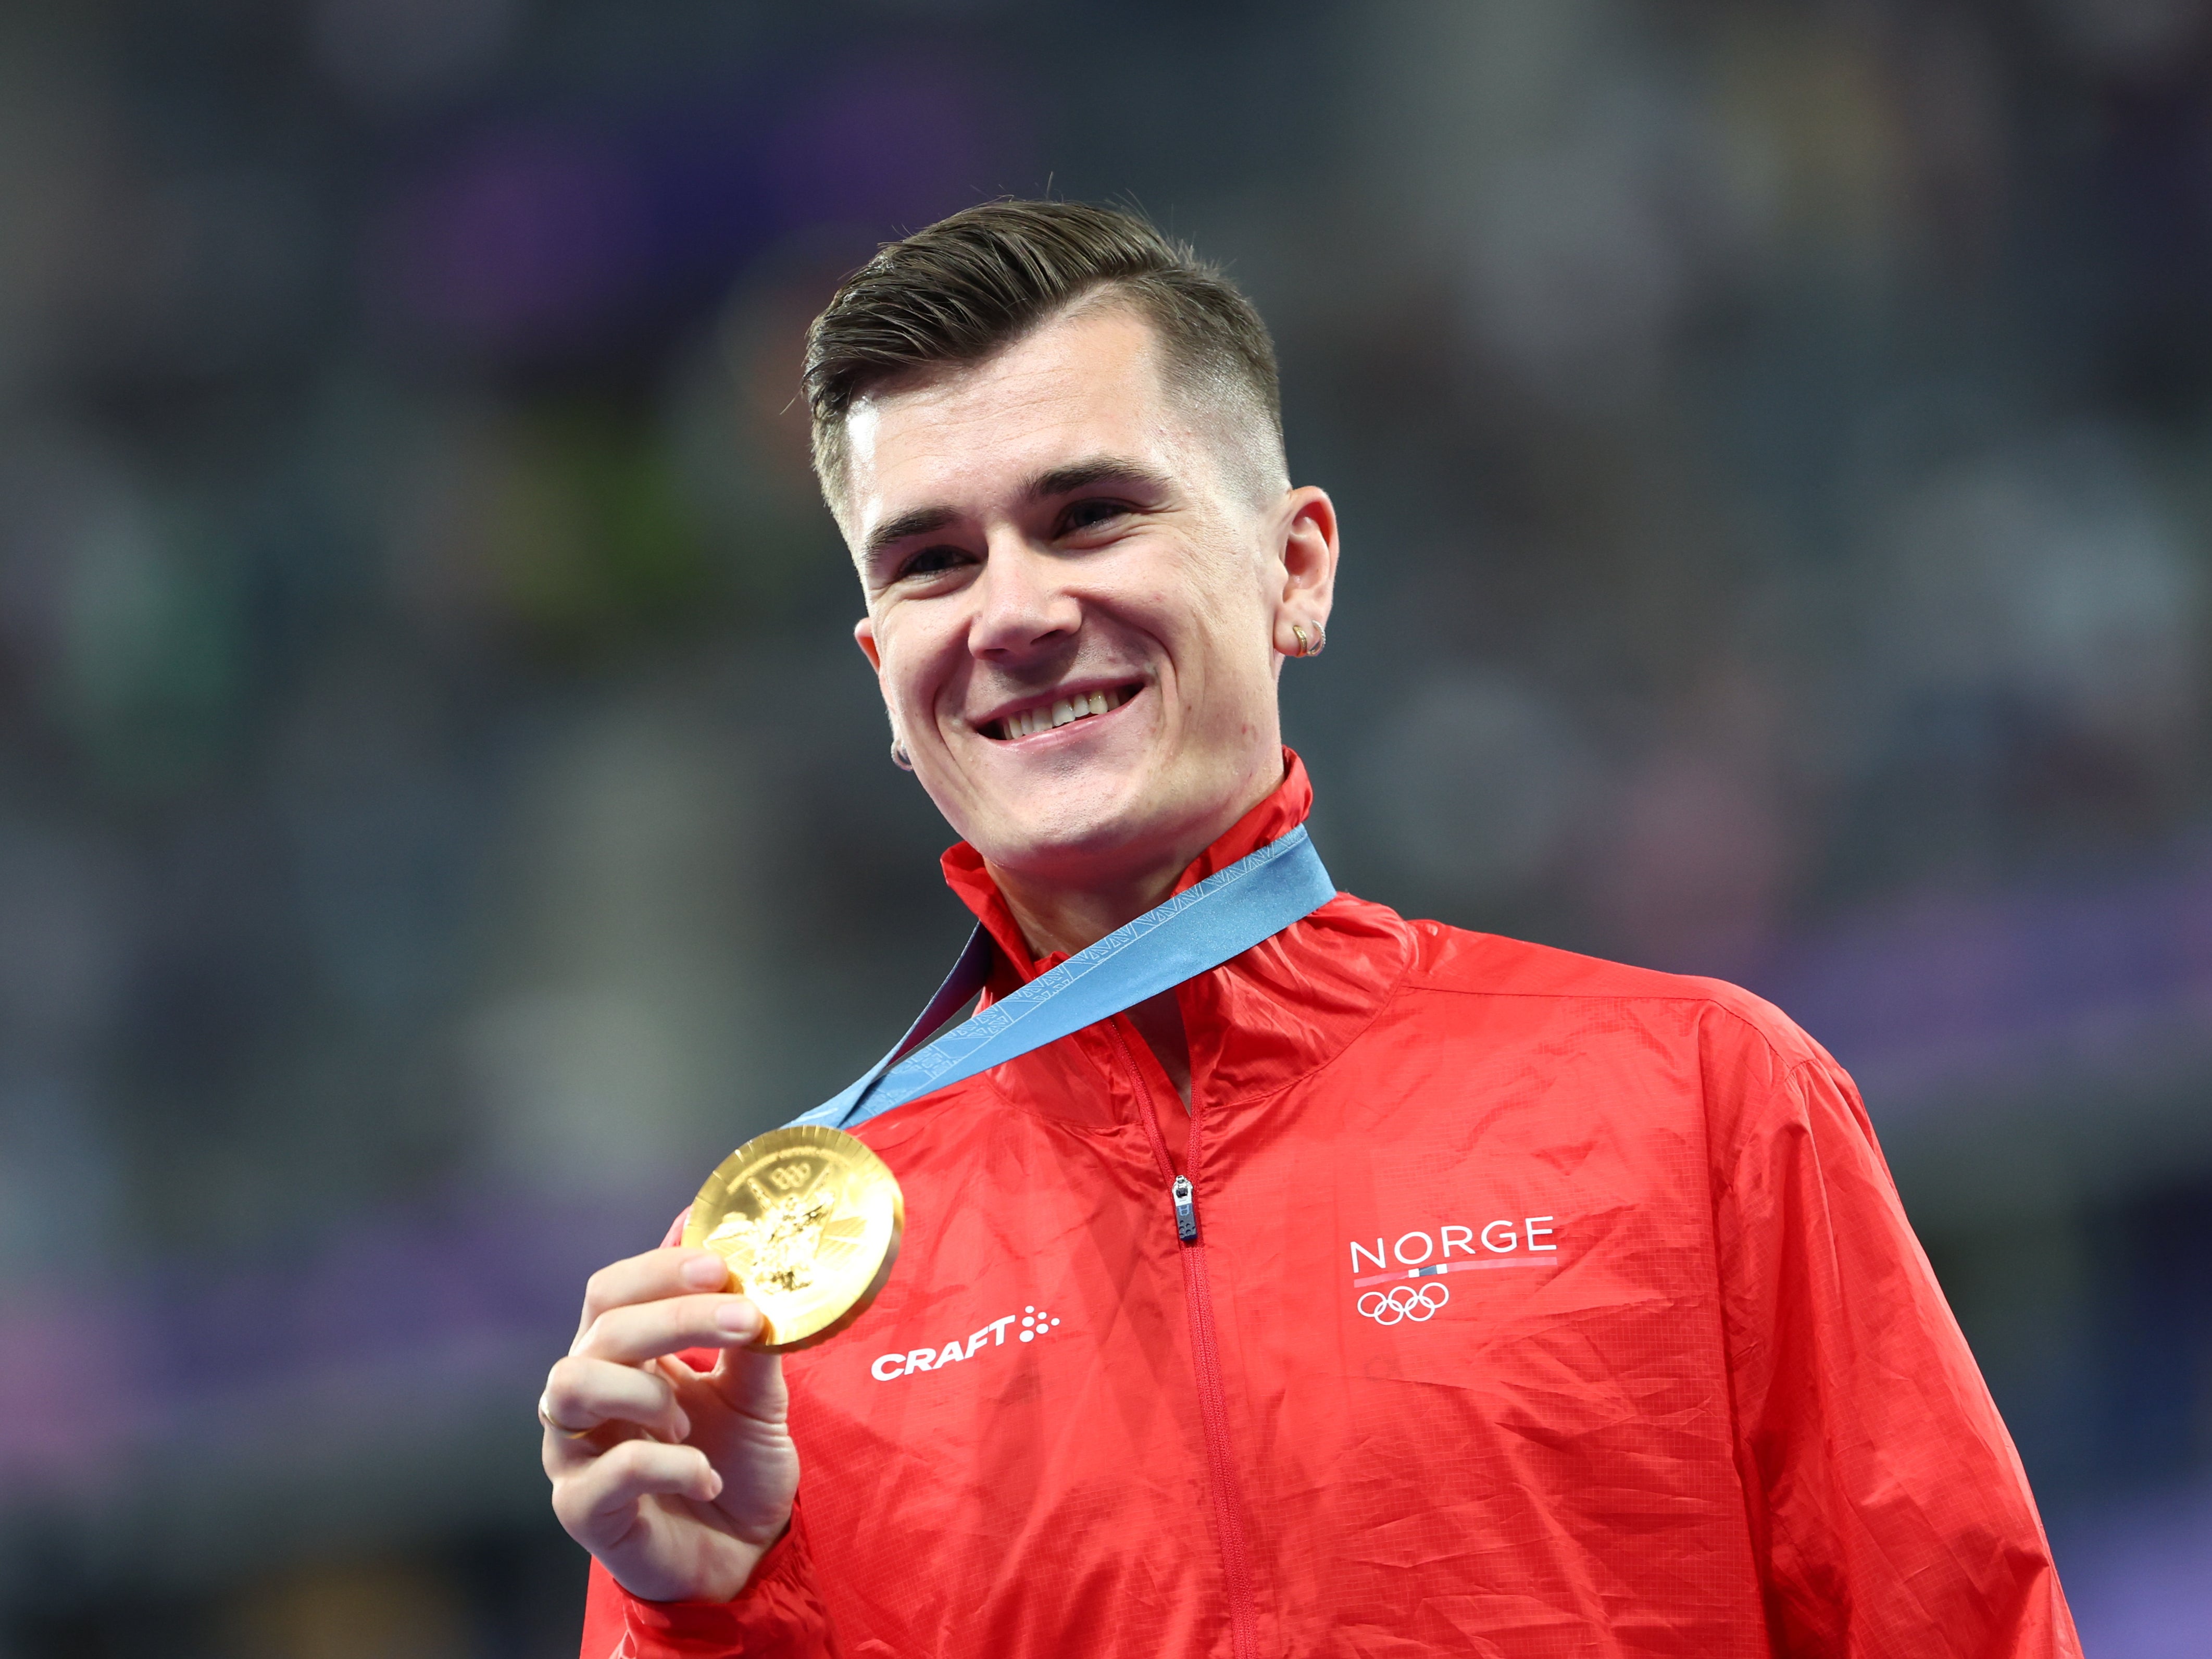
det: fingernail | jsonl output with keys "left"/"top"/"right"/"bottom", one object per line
{"left": 715, "top": 1300, "right": 759, "bottom": 1337}
{"left": 671, "top": 1411, "right": 692, "bottom": 1442}
{"left": 682, "top": 1254, "right": 729, "bottom": 1290}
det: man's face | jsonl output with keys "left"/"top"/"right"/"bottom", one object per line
{"left": 843, "top": 303, "right": 1332, "bottom": 892}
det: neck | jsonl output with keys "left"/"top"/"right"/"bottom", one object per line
{"left": 984, "top": 760, "right": 1286, "bottom": 962}
{"left": 991, "top": 858, "right": 1186, "bottom": 963}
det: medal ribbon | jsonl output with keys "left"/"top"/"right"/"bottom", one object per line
{"left": 789, "top": 826, "right": 1335, "bottom": 1133}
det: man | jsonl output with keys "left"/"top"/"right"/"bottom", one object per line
{"left": 540, "top": 201, "right": 2079, "bottom": 1656}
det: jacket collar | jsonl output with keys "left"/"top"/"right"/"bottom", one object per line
{"left": 932, "top": 749, "right": 1400, "bottom": 1118}
{"left": 929, "top": 752, "right": 1398, "bottom": 1124}
{"left": 937, "top": 748, "right": 1315, "bottom": 985}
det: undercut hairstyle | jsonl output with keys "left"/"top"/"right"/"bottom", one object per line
{"left": 803, "top": 199, "right": 1287, "bottom": 512}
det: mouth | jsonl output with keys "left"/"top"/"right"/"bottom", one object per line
{"left": 980, "top": 682, "right": 1143, "bottom": 742}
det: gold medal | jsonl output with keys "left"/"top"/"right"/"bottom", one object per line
{"left": 683, "top": 1125, "right": 904, "bottom": 1351}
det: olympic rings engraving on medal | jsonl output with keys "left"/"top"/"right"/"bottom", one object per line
{"left": 1357, "top": 1283, "right": 1449, "bottom": 1325}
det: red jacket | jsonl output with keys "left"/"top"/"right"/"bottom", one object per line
{"left": 582, "top": 754, "right": 2078, "bottom": 1658}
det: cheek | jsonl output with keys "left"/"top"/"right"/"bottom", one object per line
{"left": 876, "top": 622, "right": 959, "bottom": 734}
{"left": 1175, "top": 609, "right": 1270, "bottom": 707}
{"left": 889, "top": 668, "right": 934, "bottom": 730}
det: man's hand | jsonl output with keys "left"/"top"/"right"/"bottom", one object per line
{"left": 542, "top": 1248, "right": 800, "bottom": 1603}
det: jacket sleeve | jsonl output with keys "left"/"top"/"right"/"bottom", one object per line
{"left": 577, "top": 1501, "right": 836, "bottom": 1658}
{"left": 1713, "top": 1049, "right": 2080, "bottom": 1656}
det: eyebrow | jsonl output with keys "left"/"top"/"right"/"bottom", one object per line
{"left": 1026, "top": 457, "right": 1170, "bottom": 501}
{"left": 863, "top": 505, "right": 961, "bottom": 565}
{"left": 860, "top": 455, "right": 1172, "bottom": 576}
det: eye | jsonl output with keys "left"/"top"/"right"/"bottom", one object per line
{"left": 1057, "top": 498, "right": 1132, "bottom": 537}
{"left": 897, "top": 544, "right": 975, "bottom": 581}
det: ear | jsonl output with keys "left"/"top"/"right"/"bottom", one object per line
{"left": 854, "top": 614, "right": 884, "bottom": 674}
{"left": 1269, "top": 487, "right": 1339, "bottom": 658}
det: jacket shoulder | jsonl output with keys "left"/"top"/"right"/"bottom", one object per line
{"left": 1395, "top": 915, "right": 1832, "bottom": 1073}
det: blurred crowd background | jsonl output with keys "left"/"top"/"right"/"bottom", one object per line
{"left": 2, "top": 0, "right": 2209, "bottom": 1653}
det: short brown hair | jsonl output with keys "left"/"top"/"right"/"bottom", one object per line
{"left": 803, "top": 199, "right": 1285, "bottom": 505}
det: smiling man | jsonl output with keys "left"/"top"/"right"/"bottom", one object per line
{"left": 541, "top": 202, "right": 2079, "bottom": 1658}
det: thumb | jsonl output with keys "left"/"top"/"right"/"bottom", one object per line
{"left": 705, "top": 1337, "right": 789, "bottom": 1426}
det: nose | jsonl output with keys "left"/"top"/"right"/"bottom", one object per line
{"left": 966, "top": 534, "right": 1081, "bottom": 660}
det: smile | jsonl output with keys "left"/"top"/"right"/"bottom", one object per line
{"left": 983, "top": 684, "right": 1142, "bottom": 741}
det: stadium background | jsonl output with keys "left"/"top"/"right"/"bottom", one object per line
{"left": 2, "top": 1, "right": 2208, "bottom": 1652}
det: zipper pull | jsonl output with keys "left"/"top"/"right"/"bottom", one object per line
{"left": 1171, "top": 1175, "right": 1198, "bottom": 1243}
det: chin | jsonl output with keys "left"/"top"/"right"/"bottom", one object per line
{"left": 968, "top": 777, "right": 1173, "bottom": 879}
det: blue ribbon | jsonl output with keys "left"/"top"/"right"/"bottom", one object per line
{"left": 789, "top": 826, "right": 1335, "bottom": 1133}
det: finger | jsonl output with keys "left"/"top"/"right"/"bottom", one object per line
{"left": 554, "top": 1437, "right": 724, "bottom": 1544}
{"left": 574, "top": 1292, "right": 765, "bottom": 1366}
{"left": 543, "top": 1355, "right": 689, "bottom": 1443}
{"left": 576, "top": 1249, "right": 732, "bottom": 1338}
{"left": 702, "top": 1341, "right": 789, "bottom": 1424}
{"left": 543, "top": 1411, "right": 616, "bottom": 1480}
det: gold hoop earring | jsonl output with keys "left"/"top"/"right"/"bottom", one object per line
{"left": 1290, "top": 624, "right": 1311, "bottom": 658}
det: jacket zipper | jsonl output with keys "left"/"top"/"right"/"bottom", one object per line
{"left": 1108, "top": 1020, "right": 1261, "bottom": 1659}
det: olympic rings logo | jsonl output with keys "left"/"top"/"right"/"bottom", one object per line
{"left": 1358, "top": 1284, "right": 1449, "bottom": 1325}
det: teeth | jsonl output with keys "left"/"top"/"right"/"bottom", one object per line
{"left": 996, "top": 687, "right": 1130, "bottom": 740}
